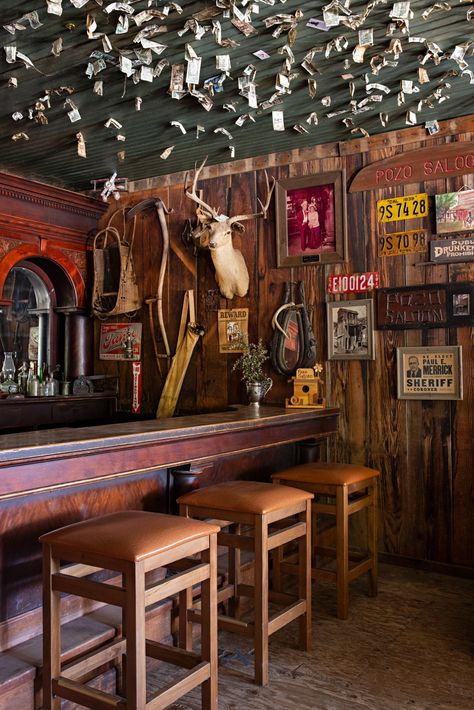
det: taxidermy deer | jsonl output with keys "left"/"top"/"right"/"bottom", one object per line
{"left": 185, "top": 158, "right": 275, "bottom": 299}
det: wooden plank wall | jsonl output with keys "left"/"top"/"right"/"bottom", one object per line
{"left": 97, "top": 120, "right": 473, "bottom": 572}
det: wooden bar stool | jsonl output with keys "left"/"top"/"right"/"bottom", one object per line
{"left": 178, "top": 480, "right": 313, "bottom": 686}
{"left": 40, "top": 510, "right": 219, "bottom": 710}
{"left": 272, "top": 463, "right": 380, "bottom": 620}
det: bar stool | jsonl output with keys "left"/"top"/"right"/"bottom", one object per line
{"left": 178, "top": 480, "right": 313, "bottom": 686}
{"left": 40, "top": 510, "right": 219, "bottom": 710}
{"left": 272, "top": 463, "right": 380, "bottom": 620}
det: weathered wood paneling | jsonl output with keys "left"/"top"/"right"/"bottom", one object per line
{"left": 98, "top": 124, "right": 474, "bottom": 571}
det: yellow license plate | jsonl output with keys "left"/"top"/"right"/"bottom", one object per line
{"left": 378, "top": 229, "right": 428, "bottom": 257}
{"left": 377, "top": 193, "right": 428, "bottom": 223}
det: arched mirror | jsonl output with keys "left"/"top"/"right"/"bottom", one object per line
{"left": 1, "top": 265, "right": 54, "bottom": 369}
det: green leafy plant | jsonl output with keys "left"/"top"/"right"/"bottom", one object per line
{"left": 231, "top": 334, "right": 270, "bottom": 383}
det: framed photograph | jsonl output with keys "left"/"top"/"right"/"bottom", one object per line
{"left": 275, "top": 170, "right": 347, "bottom": 267}
{"left": 435, "top": 189, "right": 474, "bottom": 234}
{"left": 326, "top": 299, "right": 375, "bottom": 360}
{"left": 396, "top": 346, "right": 463, "bottom": 400}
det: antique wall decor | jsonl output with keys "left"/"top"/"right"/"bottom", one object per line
{"left": 285, "top": 365, "right": 326, "bottom": 409}
{"left": 99, "top": 322, "right": 142, "bottom": 361}
{"left": 326, "top": 299, "right": 375, "bottom": 361}
{"left": 218, "top": 308, "right": 249, "bottom": 354}
{"left": 429, "top": 236, "right": 474, "bottom": 263}
{"left": 377, "top": 193, "right": 428, "bottom": 223}
{"left": 328, "top": 272, "right": 380, "bottom": 294}
{"left": 376, "top": 283, "right": 474, "bottom": 330}
{"left": 435, "top": 189, "right": 474, "bottom": 234}
{"left": 275, "top": 171, "right": 347, "bottom": 267}
{"left": 350, "top": 143, "right": 474, "bottom": 192}
{"left": 396, "top": 346, "right": 463, "bottom": 400}
{"left": 270, "top": 281, "right": 316, "bottom": 376}
{"left": 378, "top": 229, "right": 428, "bottom": 257}
{"left": 185, "top": 158, "right": 275, "bottom": 299}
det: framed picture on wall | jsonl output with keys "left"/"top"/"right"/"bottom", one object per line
{"left": 396, "top": 346, "right": 463, "bottom": 400}
{"left": 275, "top": 171, "right": 347, "bottom": 267}
{"left": 326, "top": 299, "right": 375, "bottom": 360}
{"left": 435, "top": 189, "right": 474, "bottom": 234}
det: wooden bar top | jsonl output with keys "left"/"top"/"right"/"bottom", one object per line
{"left": 0, "top": 406, "right": 339, "bottom": 499}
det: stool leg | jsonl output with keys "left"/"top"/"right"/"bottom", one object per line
{"left": 298, "top": 501, "right": 312, "bottom": 652}
{"left": 42, "top": 545, "right": 61, "bottom": 710}
{"left": 254, "top": 516, "right": 269, "bottom": 686}
{"left": 124, "top": 561, "right": 147, "bottom": 709}
{"left": 228, "top": 523, "right": 241, "bottom": 619}
{"left": 201, "top": 533, "right": 218, "bottom": 710}
{"left": 179, "top": 587, "right": 194, "bottom": 651}
{"left": 367, "top": 480, "right": 378, "bottom": 597}
{"left": 336, "top": 486, "right": 349, "bottom": 620}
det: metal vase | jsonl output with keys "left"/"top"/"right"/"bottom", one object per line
{"left": 245, "top": 378, "right": 272, "bottom": 408}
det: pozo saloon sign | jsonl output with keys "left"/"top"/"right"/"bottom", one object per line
{"left": 350, "top": 143, "right": 474, "bottom": 192}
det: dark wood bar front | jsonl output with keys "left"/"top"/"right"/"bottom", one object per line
{"left": 0, "top": 405, "right": 338, "bottom": 653}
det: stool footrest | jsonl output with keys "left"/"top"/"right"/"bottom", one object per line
{"left": 62, "top": 638, "right": 126, "bottom": 681}
{"left": 268, "top": 522, "right": 306, "bottom": 551}
{"left": 52, "top": 574, "right": 125, "bottom": 608}
{"left": 148, "top": 662, "right": 210, "bottom": 710}
{"left": 348, "top": 557, "right": 373, "bottom": 581}
{"left": 268, "top": 601, "right": 307, "bottom": 637}
{"left": 146, "top": 640, "right": 203, "bottom": 669}
{"left": 145, "top": 563, "right": 210, "bottom": 606}
{"left": 53, "top": 677, "right": 125, "bottom": 709}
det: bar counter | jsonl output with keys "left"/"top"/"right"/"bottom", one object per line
{"left": 0, "top": 405, "right": 339, "bottom": 650}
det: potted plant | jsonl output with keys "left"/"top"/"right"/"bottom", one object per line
{"left": 231, "top": 334, "right": 272, "bottom": 407}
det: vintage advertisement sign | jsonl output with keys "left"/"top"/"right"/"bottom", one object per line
{"left": 328, "top": 272, "right": 380, "bottom": 294}
{"left": 99, "top": 322, "right": 142, "bottom": 360}
{"left": 435, "top": 189, "right": 474, "bottom": 234}
{"left": 378, "top": 229, "right": 428, "bottom": 257}
{"left": 396, "top": 346, "right": 463, "bottom": 400}
{"left": 430, "top": 237, "right": 474, "bottom": 263}
{"left": 376, "top": 283, "right": 473, "bottom": 330}
{"left": 377, "top": 193, "right": 428, "bottom": 223}
{"left": 218, "top": 308, "right": 249, "bottom": 353}
{"left": 350, "top": 143, "right": 474, "bottom": 192}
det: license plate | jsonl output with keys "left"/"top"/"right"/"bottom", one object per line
{"left": 328, "top": 272, "right": 380, "bottom": 294}
{"left": 377, "top": 193, "right": 428, "bottom": 223}
{"left": 378, "top": 229, "right": 428, "bottom": 256}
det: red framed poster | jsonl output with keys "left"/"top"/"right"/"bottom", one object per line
{"left": 99, "top": 323, "right": 142, "bottom": 360}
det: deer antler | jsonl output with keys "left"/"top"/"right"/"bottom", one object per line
{"left": 229, "top": 171, "right": 276, "bottom": 225}
{"left": 184, "top": 157, "right": 220, "bottom": 220}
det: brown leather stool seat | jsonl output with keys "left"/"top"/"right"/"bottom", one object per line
{"left": 178, "top": 480, "right": 313, "bottom": 686}
{"left": 272, "top": 463, "right": 380, "bottom": 620}
{"left": 41, "top": 510, "right": 219, "bottom": 710}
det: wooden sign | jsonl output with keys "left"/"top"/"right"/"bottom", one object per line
{"left": 99, "top": 322, "right": 142, "bottom": 360}
{"left": 218, "top": 308, "right": 249, "bottom": 353}
{"left": 376, "top": 283, "right": 473, "bottom": 330}
{"left": 350, "top": 143, "right": 474, "bottom": 192}
{"left": 328, "top": 272, "right": 380, "bottom": 294}
{"left": 377, "top": 193, "right": 428, "bottom": 223}
{"left": 430, "top": 236, "right": 474, "bottom": 263}
{"left": 379, "top": 229, "right": 428, "bottom": 257}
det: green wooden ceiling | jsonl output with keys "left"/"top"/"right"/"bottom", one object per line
{"left": 0, "top": 1, "right": 473, "bottom": 192}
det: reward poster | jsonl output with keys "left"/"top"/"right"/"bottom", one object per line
{"left": 218, "top": 308, "right": 249, "bottom": 353}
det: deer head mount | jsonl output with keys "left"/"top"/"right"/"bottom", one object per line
{"left": 185, "top": 158, "right": 275, "bottom": 300}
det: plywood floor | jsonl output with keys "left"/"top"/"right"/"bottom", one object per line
{"left": 148, "top": 564, "right": 474, "bottom": 710}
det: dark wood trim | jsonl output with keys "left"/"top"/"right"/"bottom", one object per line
{"left": 379, "top": 552, "right": 474, "bottom": 580}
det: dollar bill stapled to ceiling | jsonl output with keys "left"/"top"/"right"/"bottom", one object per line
{"left": 91, "top": 208, "right": 141, "bottom": 318}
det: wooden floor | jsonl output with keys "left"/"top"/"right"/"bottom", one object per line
{"left": 148, "top": 564, "right": 474, "bottom": 709}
